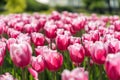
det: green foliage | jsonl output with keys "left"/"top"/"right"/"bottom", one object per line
{"left": 0, "top": 0, "right": 6, "bottom": 11}
{"left": 83, "top": 0, "right": 106, "bottom": 13}
{"left": 5, "top": 0, "right": 26, "bottom": 13}
{"left": 55, "top": 5, "right": 74, "bottom": 12}
{"left": 26, "top": 0, "right": 49, "bottom": 11}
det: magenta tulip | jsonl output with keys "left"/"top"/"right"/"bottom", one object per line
{"left": 28, "top": 67, "right": 38, "bottom": 80}
{"left": 6, "top": 38, "right": 17, "bottom": 51}
{"left": 62, "top": 67, "right": 88, "bottom": 80}
{"left": 56, "top": 34, "right": 70, "bottom": 50}
{"left": 10, "top": 42, "right": 32, "bottom": 68}
{"left": 90, "top": 41, "right": 107, "bottom": 64}
{"left": 31, "top": 55, "right": 45, "bottom": 72}
{"left": 43, "top": 49, "right": 63, "bottom": 71}
{"left": 31, "top": 32, "right": 45, "bottom": 46}
{"left": 105, "top": 52, "right": 120, "bottom": 80}
{"left": 44, "top": 24, "right": 57, "bottom": 39}
{"left": 68, "top": 43, "right": 85, "bottom": 63}
{"left": 0, "top": 41, "right": 6, "bottom": 66}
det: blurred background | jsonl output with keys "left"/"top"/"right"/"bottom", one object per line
{"left": 0, "top": 0, "right": 120, "bottom": 14}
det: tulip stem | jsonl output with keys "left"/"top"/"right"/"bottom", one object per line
{"left": 99, "top": 65, "right": 103, "bottom": 80}
{"left": 0, "top": 66, "right": 2, "bottom": 74}
{"left": 50, "top": 39, "right": 52, "bottom": 49}
{"left": 21, "top": 68, "right": 26, "bottom": 80}
{"left": 54, "top": 72, "right": 56, "bottom": 80}
{"left": 14, "top": 65, "right": 16, "bottom": 78}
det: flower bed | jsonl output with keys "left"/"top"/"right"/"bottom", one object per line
{"left": 0, "top": 11, "right": 120, "bottom": 80}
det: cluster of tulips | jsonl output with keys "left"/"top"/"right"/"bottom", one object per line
{"left": 0, "top": 11, "right": 120, "bottom": 80}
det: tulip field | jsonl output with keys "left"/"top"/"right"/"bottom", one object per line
{"left": 0, "top": 11, "right": 120, "bottom": 80}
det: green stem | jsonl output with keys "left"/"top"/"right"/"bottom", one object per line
{"left": 54, "top": 72, "right": 56, "bottom": 80}
{"left": 99, "top": 65, "right": 103, "bottom": 80}
{"left": 0, "top": 66, "right": 2, "bottom": 74}
{"left": 14, "top": 65, "right": 16, "bottom": 78}
{"left": 21, "top": 68, "right": 25, "bottom": 80}
{"left": 50, "top": 39, "right": 52, "bottom": 49}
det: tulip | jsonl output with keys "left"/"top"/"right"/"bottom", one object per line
{"left": 90, "top": 41, "right": 107, "bottom": 64}
{"left": 0, "top": 41, "right": 6, "bottom": 66}
{"left": 44, "top": 24, "right": 57, "bottom": 39}
{"left": 114, "top": 20, "right": 120, "bottom": 31}
{"left": 62, "top": 67, "right": 88, "bottom": 80}
{"left": 89, "top": 30, "right": 100, "bottom": 42}
{"left": 82, "top": 33, "right": 91, "bottom": 42}
{"left": 6, "top": 38, "right": 17, "bottom": 51}
{"left": 7, "top": 28, "right": 21, "bottom": 38}
{"left": 70, "top": 36, "right": 81, "bottom": 45}
{"left": 83, "top": 41, "right": 93, "bottom": 57}
{"left": 31, "top": 32, "right": 45, "bottom": 46}
{"left": 28, "top": 67, "right": 38, "bottom": 80}
{"left": 56, "top": 34, "right": 70, "bottom": 51}
{"left": 14, "top": 22, "right": 24, "bottom": 31}
{"left": 105, "top": 38, "right": 120, "bottom": 53}
{"left": 24, "top": 24, "right": 34, "bottom": 33}
{"left": 0, "top": 72, "right": 17, "bottom": 80}
{"left": 35, "top": 46, "right": 49, "bottom": 56}
{"left": 68, "top": 43, "right": 85, "bottom": 64}
{"left": 43, "top": 49, "right": 63, "bottom": 71}
{"left": 105, "top": 52, "right": 120, "bottom": 80}
{"left": 17, "top": 33, "right": 31, "bottom": 44}
{"left": 114, "top": 31, "right": 120, "bottom": 40}
{"left": 10, "top": 42, "right": 32, "bottom": 68}
{"left": 31, "top": 55, "right": 45, "bottom": 72}
{"left": 0, "top": 21, "right": 5, "bottom": 35}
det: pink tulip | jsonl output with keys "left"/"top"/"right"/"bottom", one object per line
{"left": 6, "top": 38, "right": 17, "bottom": 51}
{"left": 68, "top": 43, "right": 85, "bottom": 63}
{"left": 72, "top": 17, "right": 86, "bottom": 31}
{"left": 82, "top": 33, "right": 91, "bottom": 42}
{"left": 56, "top": 34, "right": 70, "bottom": 50}
{"left": 28, "top": 67, "right": 38, "bottom": 80}
{"left": 62, "top": 67, "right": 88, "bottom": 80}
{"left": 31, "top": 32, "right": 45, "bottom": 46}
{"left": 24, "top": 24, "right": 34, "bottom": 33}
{"left": 10, "top": 42, "right": 32, "bottom": 68}
{"left": 0, "top": 72, "right": 17, "bottom": 80}
{"left": 43, "top": 49, "right": 63, "bottom": 71}
{"left": 89, "top": 30, "right": 100, "bottom": 42}
{"left": 17, "top": 33, "right": 31, "bottom": 44}
{"left": 7, "top": 28, "right": 21, "bottom": 38}
{"left": 114, "top": 20, "right": 120, "bottom": 31}
{"left": 70, "top": 36, "right": 81, "bottom": 45}
{"left": 105, "top": 38, "right": 120, "bottom": 53}
{"left": 50, "top": 11, "right": 61, "bottom": 20}
{"left": 44, "top": 24, "right": 57, "bottom": 39}
{"left": 105, "top": 52, "right": 120, "bottom": 80}
{"left": 114, "top": 31, "right": 120, "bottom": 40}
{"left": 83, "top": 41, "right": 93, "bottom": 57}
{"left": 0, "top": 21, "right": 5, "bottom": 35}
{"left": 14, "top": 22, "right": 24, "bottom": 31}
{"left": 35, "top": 46, "right": 49, "bottom": 56}
{"left": 90, "top": 41, "right": 107, "bottom": 64}
{"left": 0, "top": 41, "right": 6, "bottom": 66}
{"left": 31, "top": 55, "right": 45, "bottom": 72}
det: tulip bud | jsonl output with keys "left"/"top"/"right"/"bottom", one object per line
{"left": 31, "top": 55, "right": 45, "bottom": 72}
{"left": 68, "top": 43, "right": 85, "bottom": 63}
{"left": 43, "top": 50, "right": 63, "bottom": 71}
{"left": 31, "top": 32, "right": 45, "bottom": 46}
{"left": 10, "top": 42, "right": 32, "bottom": 68}
{"left": 56, "top": 34, "right": 70, "bottom": 51}
{"left": 105, "top": 52, "right": 120, "bottom": 80}
{"left": 90, "top": 41, "right": 107, "bottom": 64}
{"left": 62, "top": 67, "right": 88, "bottom": 80}
{"left": 44, "top": 24, "right": 57, "bottom": 39}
